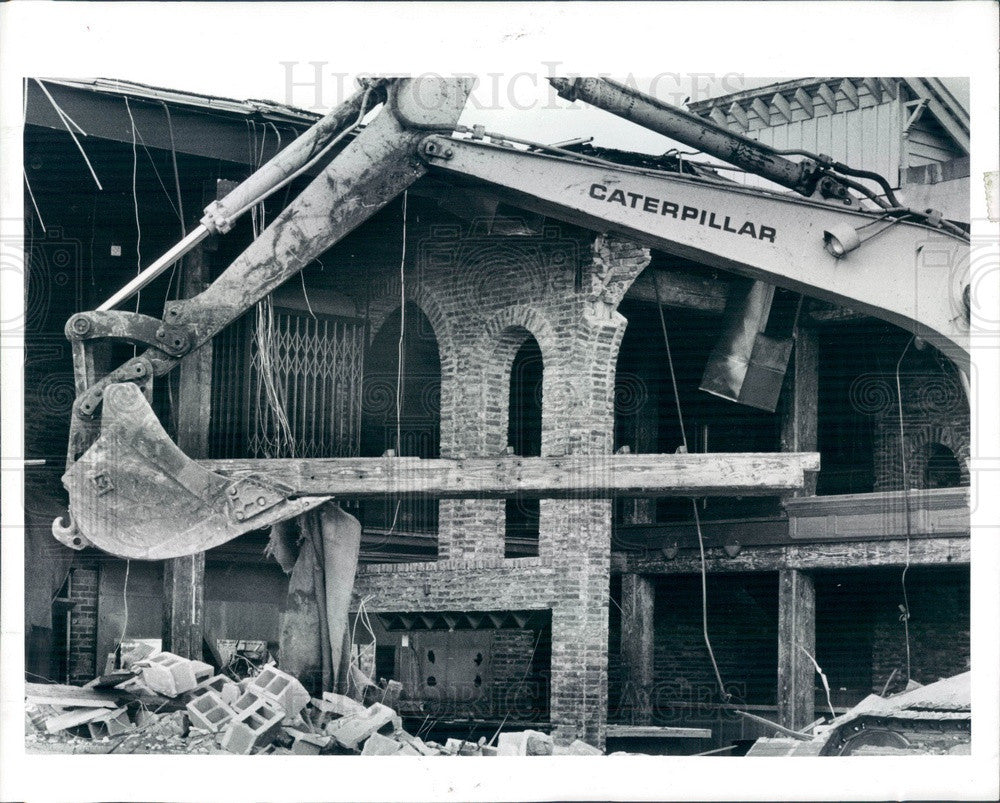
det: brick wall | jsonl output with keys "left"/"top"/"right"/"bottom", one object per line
{"left": 865, "top": 360, "right": 969, "bottom": 492}
{"left": 354, "top": 217, "right": 652, "bottom": 745}
{"left": 67, "top": 561, "right": 100, "bottom": 683}
{"left": 867, "top": 566, "right": 970, "bottom": 692}
{"left": 609, "top": 572, "right": 778, "bottom": 726}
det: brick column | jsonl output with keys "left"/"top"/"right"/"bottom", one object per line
{"left": 68, "top": 565, "right": 99, "bottom": 684}
{"left": 414, "top": 226, "right": 649, "bottom": 744}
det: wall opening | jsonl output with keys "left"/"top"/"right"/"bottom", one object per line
{"left": 924, "top": 442, "right": 963, "bottom": 488}
{"left": 505, "top": 336, "right": 543, "bottom": 557}
{"left": 359, "top": 302, "right": 441, "bottom": 556}
{"left": 614, "top": 291, "right": 782, "bottom": 529}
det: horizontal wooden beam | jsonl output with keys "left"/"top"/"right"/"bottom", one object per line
{"left": 199, "top": 452, "right": 820, "bottom": 499}
{"left": 612, "top": 535, "right": 969, "bottom": 575}
{"left": 624, "top": 268, "right": 729, "bottom": 314}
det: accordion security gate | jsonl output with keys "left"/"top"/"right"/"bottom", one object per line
{"left": 209, "top": 306, "right": 365, "bottom": 461}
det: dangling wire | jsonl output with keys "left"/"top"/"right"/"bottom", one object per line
{"left": 386, "top": 191, "right": 409, "bottom": 536}
{"left": 124, "top": 97, "right": 142, "bottom": 315}
{"left": 118, "top": 559, "right": 131, "bottom": 659}
{"left": 895, "top": 335, "right": 915, "bottom": 682}
{"left": 652, "top": 273, "right": 730, "bottom": 703}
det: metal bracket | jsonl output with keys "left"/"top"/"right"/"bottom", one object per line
{"left": 75, "top": 356, "right": 153, "bottom": 418}
{"left": 420, "top": 136, "right": 455, "bottom": 161}
{"left": 223, "top": 474, "right": 295, "bottom": 524}
{"left": 65, "top": 310, "right": 191, "bottom": 357}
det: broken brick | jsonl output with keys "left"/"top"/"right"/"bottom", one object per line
{"left": 497, "top": 729, "right": 552, "bottom": 756}
{"left": 325, "top": 703, "right": 398, "bottom": 750}
{"left": 318, "top": 691, "right": 367, "bottom": 718}
{"left": 360, "top": 732, "right": 405, "bottom": 755}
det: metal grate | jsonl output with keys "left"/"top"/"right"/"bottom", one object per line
{"left": 210, "top": 306, "right": 364, "bottom": 460}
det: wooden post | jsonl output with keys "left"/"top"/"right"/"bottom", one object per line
{"left": 622, "top": 347, "right": 660, "bottom": 526}
{"left": 620, "top": 573, "right": 655, "bottom": 725}
{"left": 780, "top": 321, "right": 819, "bottom": 496}
{"left": 163, "top": 210, "right": 213, "bottom": 659}
{"left": 777, "top": 568, "right": 816, "bottom": 731}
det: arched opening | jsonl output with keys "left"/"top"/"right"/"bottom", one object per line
{"left": 359, "top": 302, "right": 441, "bottom": 555}
{"left": 505, "top": 336, "right": 543, "bottom": 557}
{"left": 924, "top": 442, "right": 962, "bottom": 489}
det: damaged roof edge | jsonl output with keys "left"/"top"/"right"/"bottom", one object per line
{"left": 35, "top": 77, "right": 322, "bottom": 125}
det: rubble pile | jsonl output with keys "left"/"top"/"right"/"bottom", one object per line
{"left": 25, "top": 652, "right": 604, "bottom": 756}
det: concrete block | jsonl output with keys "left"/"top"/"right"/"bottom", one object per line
{"left": 219, "top": 696, "right": 284, "bottom": 754}
{"left": 249, "top": 666, "right": 310, "bottom": 716}
{"left": 186, "top": 690, "right": 237, "bottom": 732}
{"left": 497, "top": 729, "right": 552, "bottom": 756}
{"left": 140, "top": 652, "right": 198, "bottom": 697}
{"left": 191, "top": 675, "right": 240, "bottom": 706}
{"left": 326, "top": 703, "right": 397, "bottom": 750}
{"left": 319, "top": 691, "right": 367, "bottom": 718}
{"left": 87, "top": 707, "right": 134, "bottom": 739}
{"left": 232, "top": 686, "right": 267, "bottom": 714}
{"left": 360, "top": 732, "right": 404, "bottom": 755}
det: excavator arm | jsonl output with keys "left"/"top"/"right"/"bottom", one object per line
{"left": 54, "top": 75, "right": 969, "bottom": 560}
{"left": 417, "top": 133, "right": 969, "bottom": 368}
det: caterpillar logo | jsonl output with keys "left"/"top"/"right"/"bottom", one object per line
{"left": 588, "top": 183, "right": 777, "bottom": 243}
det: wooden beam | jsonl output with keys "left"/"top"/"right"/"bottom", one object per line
{"left": 620, "top": 574, "right": 655, "bottom": 725}
{"left": 613, "top": 535, "right": 969, "bottom": 575}
{"left": 163, "top": 202, "right": 212, "bottom": 660}
{"left": 199, "top": 452, "right": 820, "bottom": 498}
{"left": 605, "top": 725, "right": 711, "bottom": 739}
{"left": 623, "top": 268, "right": 729, "bottom": 314}
{"left": 777, "top": 569, "right": 816, "bottom": 731}
{"left": 779, "top": 321, "right": 818, "bottom": 496}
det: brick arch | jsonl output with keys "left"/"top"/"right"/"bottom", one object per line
{"left": 905, "top": 427, "right": 971, "bottom": 488}
{"left": 473, "top": 306, "right": 559, "bottom": 455}
{"left": 365, "top": 282, "right": 453, "bottom": 356}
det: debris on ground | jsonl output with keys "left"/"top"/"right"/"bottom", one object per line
{"left": 742, "top": 671, "right": 972, "bottom": 757}
{"left": 24, "top": 651, "right": 605, "bottom": 756}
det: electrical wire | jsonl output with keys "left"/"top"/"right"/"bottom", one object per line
{"left": 895, "top": 336, "right": 915, "bottom": 683}
{"left": 23, "top": 169, "right": 46, "bottom": 233}
{"left": 385, "top": 191, "right": 409, "bottom": 536}
{"left": 33, "top": 78, "right": 103, "bottom": 191}
{"left": 652, "top": 275, "right": 730, "bottom": 704}
{"left": 225, "top": 84, "right": 376, "bottom": 224}
{"left": 124, "top": 97, "right": 143, "bottom": 315}
{"left": 118, "top": 559, "right": 131, "bottom": 657}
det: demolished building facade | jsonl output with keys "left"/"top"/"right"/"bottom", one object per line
{"left": 22, "top": 75, "right": 972, "bottom": 754}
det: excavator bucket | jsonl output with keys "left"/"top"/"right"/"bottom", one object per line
{"left": 55, "top": 382, "right": 328, "bottom": 560}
